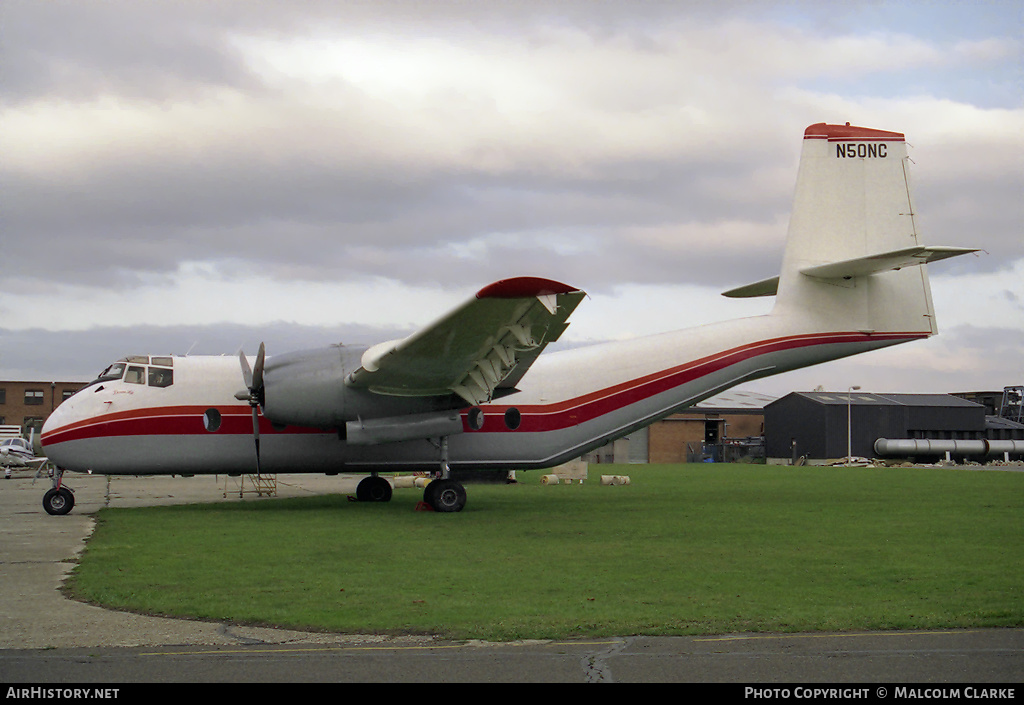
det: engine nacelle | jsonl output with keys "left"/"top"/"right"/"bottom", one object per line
{"left": 260, "top": 345, "right": 464, "bottom": 431}
{"left": 261, "top": 346, "right": 353, "bottom": 428}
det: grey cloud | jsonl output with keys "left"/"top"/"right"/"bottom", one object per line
{"left": 1, "top": 2, "right": 260, "bottom": 103}
{"left": 0, "top": 322, "right": 415, "bottom": 383}
{"left": 2, "top": 0, "right": 1019, "bottom": 297}
{"left": 4, "top": 131, "right": 791, "bottom": 290}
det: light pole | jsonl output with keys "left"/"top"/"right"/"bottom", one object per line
{"left": 847, "top": 385, "right": 861, "bottom": 465}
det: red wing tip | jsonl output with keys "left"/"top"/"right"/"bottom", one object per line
{"left": 804, "top": 122, "right": 905, "bottom": 141}
{"left": 476, "top": 277, "right": 581, "bottom": 299}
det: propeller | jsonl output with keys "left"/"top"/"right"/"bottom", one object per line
{"left": 236, "top": 343, "right": 266, "bottom": 474}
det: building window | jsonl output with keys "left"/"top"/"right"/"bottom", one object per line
{"left": 24, "top": 390, "right": 45, "bottom": 405}
{"left": 0, "top": 388, "right": 5, "bottom": 404}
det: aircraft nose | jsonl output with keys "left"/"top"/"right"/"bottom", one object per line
{"left": 41, "top": 407, "right": 59, "bottom": 438}
{"left": 41, "top": 401, "right": 73, "bottom": 450}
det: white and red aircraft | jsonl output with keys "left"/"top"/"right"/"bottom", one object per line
{"left": 40, "top": 123, "right": 977, "bottom": 515}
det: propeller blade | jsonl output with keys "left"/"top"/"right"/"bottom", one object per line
{"left": 251, "top": 404, "right": 262, "bottom": 475}
{"left": 238, "top": 344, "right": 267, "bottom": 475}
{"left": 239, "top": 350, "right": 253, "bottom": 389}
{"left": 252, "top": 342, "right": 266, "bottom": 392}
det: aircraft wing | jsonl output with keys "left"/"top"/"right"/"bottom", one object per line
{"left": 345, "top": 277, "right": 586, "bottom": 406}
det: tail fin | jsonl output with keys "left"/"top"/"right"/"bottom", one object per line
{"left": 725, "top": 123, "right": 976, "bottom": 336}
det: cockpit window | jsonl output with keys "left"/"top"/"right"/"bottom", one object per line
{"left": 76, "top": 356, "right": 175, "bottom": 395}
{"left": 97, "top": 362, "right": 127, "bottom": 382}
{"left": 125, "top": 365, "right": 146, "bottom": 385}
{"left": 148, "top": 367, "right": 173, "bottom": 388}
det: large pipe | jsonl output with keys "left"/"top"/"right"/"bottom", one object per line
{"left": 874, "top": 438, "right": 1024, "bottom": 457}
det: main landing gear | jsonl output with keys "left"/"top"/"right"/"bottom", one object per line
{"left": 423, "top": 436, "right": 466, "bottom": 512}
{"left": 43, "top": 467, "right": 75, "bottom": 516}
{"left": 423, "top": 478, "right": 467, "bottom": 512}
{"left": 353, "top": 436, "right": 468, "bottom": 512}
{"left": 355, "top": 475, "right": 393, "bottom": 503}
{"left": 354, "top": 473, "right": 467, "bottom": 512}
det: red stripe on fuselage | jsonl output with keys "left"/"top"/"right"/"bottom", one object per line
{"left": 41, "top": 405, "right": 324, "bottom": 446}
{"left": 464, "top": 330, "right": 925, "bottom": 433}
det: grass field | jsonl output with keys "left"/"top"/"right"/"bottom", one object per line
{"left": 65, "top": 464, "right": 1024, "bottom": 641}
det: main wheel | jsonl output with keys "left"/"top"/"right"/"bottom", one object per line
{"left": 425, "top": 479, "right": 466, "bottom": 513}
{"left": 43, "top": 487, "right": 75, "bottom": 516}
{"left": 356, "top": 475, "right": 393, "bottom": 503}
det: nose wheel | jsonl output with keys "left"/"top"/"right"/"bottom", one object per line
{"left": 43, "top": 468, "right": 75, "bottom": 516}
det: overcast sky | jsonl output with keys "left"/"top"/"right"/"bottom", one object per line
{"left": 2, "top": 0, "right": 1021, "bottom": 399}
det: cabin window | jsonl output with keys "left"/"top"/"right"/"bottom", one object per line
{"left": 148, "top": 367, "right": 173, "bottom": 388}
{"left": 468, "top": 407, "right": 485, "bottom": 430}
{"left": 203, "top": 408, "right": 221, "bottom": 432}
{"left": 504, "top": 407, "right": 522, "bottom": 430}
{"left": 124, "top": 366, "right": 146, "bottom": 385}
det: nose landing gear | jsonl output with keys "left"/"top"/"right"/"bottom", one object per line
{"left": 43, "top": 468, "right": 75, "bottom": 516}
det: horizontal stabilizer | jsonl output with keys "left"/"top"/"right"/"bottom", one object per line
{"left": 799, "top": 246, "right": 979, "bottom": 280}
{"left": 722, "top": 247, "right": 977, "bottom": 298}
{"left": 722, "top": 276, "right": 780, "bottom": 299}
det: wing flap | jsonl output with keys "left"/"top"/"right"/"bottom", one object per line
{"left": 347, "top": 277, "right": 586, "bottom": 405}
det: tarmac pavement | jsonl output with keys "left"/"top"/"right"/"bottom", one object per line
{"left": 0, "top": 471, "right": 375, "bottom": 651}
{"left": 1, "top": 470, "right": 1022, "bottom": 683}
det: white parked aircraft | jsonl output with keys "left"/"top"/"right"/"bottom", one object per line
{"left": 1, "top": 437, "right": 43, "bottom": 467}
{"left": 1, "top": 428, "right": 48, "bottom": 478}
{"left": 40, "top": 123, "right": 977, "bottom": 515}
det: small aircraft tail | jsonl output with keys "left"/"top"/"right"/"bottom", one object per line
{"left": 725, "top": 122, "right": 976, "bottom": 336}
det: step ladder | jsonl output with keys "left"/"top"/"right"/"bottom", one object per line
{"left": 223, "top": 473, "right": 277, "bottom": 498}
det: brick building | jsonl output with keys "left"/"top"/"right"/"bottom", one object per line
{"left": 582, "top": 390, "right": 773, "bottom": 464}
{"left": 0, "top": 381, "right": 87, "bottom": 435}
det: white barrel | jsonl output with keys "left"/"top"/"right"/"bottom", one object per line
{"left": 600, "top": 475, "right": 631, "bottom": 485}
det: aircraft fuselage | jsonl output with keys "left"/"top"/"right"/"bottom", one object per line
{"left": 41, "top": 315, "right": 919, "bottom": 477}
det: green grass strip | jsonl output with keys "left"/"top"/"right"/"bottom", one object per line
{"left": 65, "top": 464, "right": 1024, "bottom": 641}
